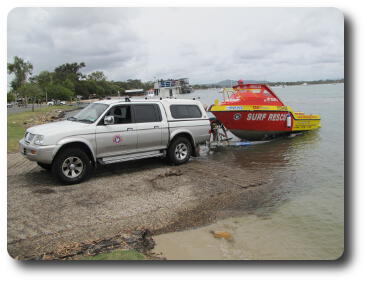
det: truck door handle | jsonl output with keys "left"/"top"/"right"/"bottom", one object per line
{"left": 127, "top": 128, "right": 133, "bottom": 131}
{"left": 154, "top": 126, "right": 160, "bottom": 129}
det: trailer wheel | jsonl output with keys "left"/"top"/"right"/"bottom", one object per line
{"left": 167, "top": 137, "right": 192, "bottom": 165}
{"left": 52, "top": 147, "right": 92, "bottom": 184}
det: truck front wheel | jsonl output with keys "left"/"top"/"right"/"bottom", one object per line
{"left": 167, "top": 137, "right": 192, "bottom": 165}
{"left": 52, "top": 147, "right": 92, "bottom": 184}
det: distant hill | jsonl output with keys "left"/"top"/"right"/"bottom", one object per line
{"left": 192, "top": 78, "right": 344, "bottom": 89}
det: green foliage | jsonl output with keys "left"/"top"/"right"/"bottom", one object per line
{"left": 61, "top": 78, "right": 75, "bottom": 91}
{"left": 97, "top": 80, "right": 119, "bottom": 97}
{"left": 31, "top": 70, "right": 53, "bottom": 89}
{"left": 8, "top": 58, "right": 155, "bottom": 100}
{"left": 7, "top": 56, "right": 33, "bottom": 90}
{"left": 7, "top": 91, "right": 16, "bottom": 102}
{"left": 31, "top": 71, "right": 54, "bottom": 102}
{"left": 75, "top": 80, "right": 95, "bottom": 98}
{"left": 47, "top": 84, "right": 74, "bottom": 101}
{"left": 17, "top": 83, "right": 43, "bottom": 101}
{"left": 88, "top": 71, "right": 106, "bottom": 81}
{"left": 75, "top": 77, "right": 120, "bottom": 98}
{"left": 54, "top": 62, "right": 86, "bottom": 83}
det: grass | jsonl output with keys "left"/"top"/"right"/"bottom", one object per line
{"left": 7, "top": 105, "right": 76, "bottom": 153}
{"left": 80, "top": 249, "right": 146, "bottom": 260}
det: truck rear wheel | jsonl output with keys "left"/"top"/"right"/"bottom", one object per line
{"left": 52, "top": 147, "right": 92, "bottom": 184}
{"left": 167, "top": 137, "right": 192, "bottom": 165}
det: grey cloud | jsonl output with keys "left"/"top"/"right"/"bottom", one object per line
{"left": 8, "top": 7, "right": 145, "bottom": 78}
{"left": 7, "top": 7, "right": 344, "bottom": 84}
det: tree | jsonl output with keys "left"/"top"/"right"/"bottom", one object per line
{"left": 54, "top": 62, "right": 85, "bottom": 98}
{"left": 88, "top": 71, "right": 106, "bottom": 81}
{"left": 143, "top": 81, "right": 154, "bottom": 90}
{"left": 96, "top": 80, "right": 119, "bottom": 98}
{"left": 54, "top": 62, "right": 86, "bottom": 83}
{"left": 17, "top": 83, "right": 43, "bottom": 111}
{"left": 113, "top": 81, "right": 127, "bottom": 94}
{"left": 7, "top": 56, "right": 33, "bottom": 91}
{"left": 7, "top": 91, "right": 16, "bottom": 103}
{"left": 126, "top": 79, "right": 143, "bottom": 89}
{"left": 31, "top": 71, "right": 53, "bottom": 103}
{"left": 75, "top": 80, "right": 96, "bottom": 99}
{"left": 61, "top": 78, "right": 75, "bottom": 92}
{"left": 47, "top": 84, "right": 74, "bottom": 101}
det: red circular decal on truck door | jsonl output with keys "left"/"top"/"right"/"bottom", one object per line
{"left": 112, "top": 135, "right": 122, "bottom": 144}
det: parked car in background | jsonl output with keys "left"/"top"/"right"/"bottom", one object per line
{"left": 7, "top": 103, "right": 13, "bottom": 108}
{"left": 19, "top": 98, "right": 211, "bottom": 184}
{"left": 47, "top": 101, "right": 54, "bottom": 106}
{"left": 54, "top": 100, "right": 66, "bottom": 105}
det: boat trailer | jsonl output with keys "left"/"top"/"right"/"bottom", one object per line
{"left": 207, "top": 118, "right": 253, "bottom": 150}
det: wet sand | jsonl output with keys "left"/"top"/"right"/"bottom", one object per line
{"left": 153, "top": 207, "right": 344, "bottom": 260}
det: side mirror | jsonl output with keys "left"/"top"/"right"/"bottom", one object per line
{"left": 104, "top": 115, "right": 114, "bottom": 125}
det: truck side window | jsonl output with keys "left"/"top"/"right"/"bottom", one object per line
{"left": 133, "top": 104, "right": 162, "bottom": 123}
{"left": 170, "top": 105, "right": 202, "bottom": 119}
{"left": 106, "top": 105, "right": 132, "bottom": 124}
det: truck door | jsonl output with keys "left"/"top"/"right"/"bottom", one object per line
{"left": 132, "top": 103, "right": 166, "bottom": 152}
{"left": 95, "top": 105, "right": 137, "bottom": 158}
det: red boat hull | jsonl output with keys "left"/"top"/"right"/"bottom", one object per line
{"left": 211, "top": 110, "right": 293, "bottom": 140}
{"left": 209, "top": 82, "right": 321, "bottom": 140}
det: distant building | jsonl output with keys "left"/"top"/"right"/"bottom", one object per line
{"left": 153, "top": 78, "right": 193, "bottom": 97}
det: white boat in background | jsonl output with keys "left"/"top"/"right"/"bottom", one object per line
{"left": 146, "top": 89, "right": 155, "bottom": 98}
{"left": 153, "top": 78, "right": 193, "bottom": 98}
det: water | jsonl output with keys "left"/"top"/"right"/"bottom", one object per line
{"left": 153, "top": 84, "right": 344, "bottom": 260}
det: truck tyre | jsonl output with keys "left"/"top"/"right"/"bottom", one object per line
{"left": 37, "top": 162, "right": 51, "bottom": 170}
{"left": 167, "top": 137, "right": 192, "bottom": 165}
{"left": 52, "top": 147, "right": 92, "bottom": 185}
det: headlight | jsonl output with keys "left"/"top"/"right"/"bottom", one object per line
{"left": 33, "top": 135, "right": 45, "bottom": 145}
{"left": 24, "top": 132, "right": 35, "bottom": 143}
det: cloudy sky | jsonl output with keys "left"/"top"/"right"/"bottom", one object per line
{"left": 7, "top": 7, "right": 344, "bottom": 84}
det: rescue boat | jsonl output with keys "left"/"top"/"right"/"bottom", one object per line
{"left": 209, "top": 80, "right": 320, "bottom": 141}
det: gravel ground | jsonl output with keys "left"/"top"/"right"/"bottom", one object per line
{"left": 7, "top": 152, "right": 278, "bottom": 259}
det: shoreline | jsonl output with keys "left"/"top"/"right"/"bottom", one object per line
{"left": 153, "top": 207, "right": 343, "bottom": 260}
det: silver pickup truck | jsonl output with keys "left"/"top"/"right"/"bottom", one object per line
{"left": 19, "top": 98, "right": 210, "bottom": 184}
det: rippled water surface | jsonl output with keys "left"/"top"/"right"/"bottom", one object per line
{"left": 153, "top": 84, "right": 344, "bottom": 260}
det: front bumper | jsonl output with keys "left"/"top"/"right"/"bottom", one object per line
{"left": 19, "top": 139, "right": 58, "bottom": 164}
